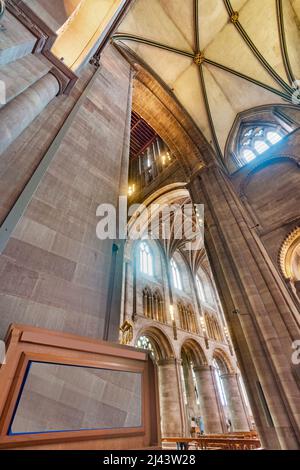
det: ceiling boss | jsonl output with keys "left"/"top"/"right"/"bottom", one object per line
{"left": 194, "top": 51, "right": 205, "bottom": 66}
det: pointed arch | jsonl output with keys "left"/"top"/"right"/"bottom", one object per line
{"left": 142, "top": 286, "right": 153, "bottom": 319}
{"left": 153, "top": 289, "right": 166, "bottom": 324}
{"left": 181, "top": 338, "right": 208, "bottom": 368}
{"left": 213, "top": 348, "right": 234, "bottom": 374}
{"left": 136, "top": 326, "right": 174, "bottom": 361}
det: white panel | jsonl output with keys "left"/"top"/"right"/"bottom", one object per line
{"left": 239, "top": 0, "right": 289, "bottom": 82}
{"left": 119, "top": 0, "right": 193, "bottom": 52}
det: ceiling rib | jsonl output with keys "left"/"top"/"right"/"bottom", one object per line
{"left": 193, "top": 0, "right": 223, "bottom": 160}
{"left": 112, "top": 33, "right": 194, "bottom": 58}
{"left": 194, "top": 0, "right": 200, "bottom": 52}
{"left": 205, "top": 58, "right": 291, "bottom": 102}
{"left": 223, "top": 0, "right": 294, "bottom": 97}
{"left": 276, "top": 0, "right": 296, "bottom": 85}
{"left": 114, "top": 0, "right": 299, "bottom": 160}
{"left": 112, "top": 33, "right": 291, "bottom": 104}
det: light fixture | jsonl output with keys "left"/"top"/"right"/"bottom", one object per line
{"left": 169, "top": 305, "right": 174, "bottom": 322}
{"left": 128, "top": 184, "right": 135, "bottom": 197}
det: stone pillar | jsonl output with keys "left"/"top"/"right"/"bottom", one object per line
{"left": 188, "top": 164, "right": 300, "bottom": 449}
{"left": 157, "top": 359, "right": 186, "bottom": 437}
{"left": 0, "top": 72, "right": 60, "bottom": 154}
{"left": 194, "top": 365, "right": 223, "bottom": 434}
{"left": 221, "top": 373, "right": 249, "bottom": 432}
{"left": 183, "top": 362, "right": 198, "bottom": 422}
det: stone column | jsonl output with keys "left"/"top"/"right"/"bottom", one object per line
{"left": 221, "top": 373, "right": 249, "bottom": 432}
{"left": 157, "top": 359, "right": 186, "bottom": 437}
{"left": 188, "top": 164, "right": 300, "bottom": 449}
{"left": 183, "top": 362, "right": 198, "bottom": 422}
{"left": 0, "top": 72, "right": 60, "bottom": 154}
{"left": 194, "top": 365, "right": 223, "bottom": 434}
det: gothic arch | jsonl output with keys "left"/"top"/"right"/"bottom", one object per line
{"left": 205, "top": 312, "right": 223, "bottom": 342}
{"left": 136, "top": 326, "right": 174, "bottom": 361}
{"left": 130, "top": 64, "right": 211, "bottom": 176}
{"left": 225, "top": 104, "right": 299, "bottom": 172}
{"left": 213, "top": 348, "right": 234, "bottom": 374}
{"left": 279, "top": 226, "right": 300, "bottom": 281}
{"left": 181, "top": 339, "right": 208, "bottom": 368}
{"left": 142, "top": 286, "right": 153, "bottom": 320}
{"left": 152, "top": 289, "right": 166, "bottom": 323}
{"left": 239, "top": 156, "right": 300, "bottom": 199}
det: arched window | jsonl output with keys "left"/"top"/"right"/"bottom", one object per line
{"left": 153, "top": 290, "right": 166, "bottom": 323}
{"left": 171, "top": 258, "right": 182, "bottom": 290}
{"left": 240, "top": 125, "right": 284, "bottom": 164}
{"left": 139, "top": 242, "right": 153, "bottom": 276}
{"left": 205, "top": 314, "right": 223, "bottom": 342}
{"left": 187, "top": 305, "right": 198, "bottom": 334}
{"left": 136, "top": 336, "right": 155, "bottom": 360}
{"left": 178, "top": 302, "right": 186, "bottom": 330}
{"left": 143, "top": 287, "right": 153, "bottom": 319}
{"left": 205, "top": 313, "right": 212, "bottom": 339}
{"left": 242, "top": 149, "right": 256, "bottom": 162}
{"left": 178, "top": 302, "right": 198, "bottom": 334}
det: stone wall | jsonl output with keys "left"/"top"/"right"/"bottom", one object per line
{"left": 0, "top": 45, "right": 132, "bottom": 341}
{"left": 231, "top": 129, "right": 300, "bottom": 271}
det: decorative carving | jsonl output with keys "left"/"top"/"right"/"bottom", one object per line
{"left": 120, "top": 320, "right": 134, "bottom": 345}
{"left": 90, "top": 54, "right": 101, "bottom": 68}
{"left": 194, "top": 51, "right": 205, "bottom": 66}
{"left": 279, "top": 226, "right": 300, "bottom": 279}
{"left": 230, "top": 11, "right": 239, "bottom": 24}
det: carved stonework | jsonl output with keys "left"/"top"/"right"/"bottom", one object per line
{"left": 194, "top": 51, "right": 205, "bottom": 66}
{"left": 279, "top": 226, "right": 300, "bottom": 279}
{"left": 230, "top": 11, "right": 239, "bottom": 24}
{"left": 120, "top": 321, "right": 134, "bottom": 346}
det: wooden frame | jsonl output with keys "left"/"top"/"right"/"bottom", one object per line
{"left": 0, "top": 325, "right": 160, "bottom": 450}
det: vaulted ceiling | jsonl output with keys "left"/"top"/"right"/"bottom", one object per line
{"left": 115, "top": 0, "right": 300, "bottom": 158}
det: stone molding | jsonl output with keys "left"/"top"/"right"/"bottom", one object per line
{"left": 6, "top": 0, "right": 78, "bottom": 95}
